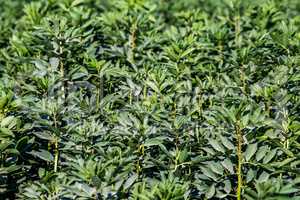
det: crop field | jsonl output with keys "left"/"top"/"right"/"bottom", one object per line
{"left": 0, "top": 0, "right": 300, "bottom": 199}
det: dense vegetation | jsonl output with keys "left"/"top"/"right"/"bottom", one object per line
{"left": 1, "top": 0, "right": 300, "bottom": 199}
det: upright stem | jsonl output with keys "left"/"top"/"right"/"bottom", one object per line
{"left": 96, "top": 87, "right": 100, "bottom": 110}
{"left": 53, "top": 114, "right": 59, "bottom": 173}
{"left": 235, "top": 120, "right": 243, "bottom": 200}
{"left": 99, "top": 76, "right": 104, "bottom": 103}
{"left": 59, "top": 38, "right": 65, "bottom": 100}
{"left": 234, "top": 5, "right": 243, "bottom": 198}
{"left": 198, "top": 91, "right": 202, "bottom": 116}
{"left": 52, "top": 38, "right": 65, "bottom": 173}
{"left": 54, "top": 137, "right": 59, "bottom": 173}
{"left": 129, "top": 87, "right": 132, "bottom": 105}
{"left": 129, "top": 21, "right": 137, "bottom": 64}
{"left": 60, "top": 64, "right": 66, "bottom": 104}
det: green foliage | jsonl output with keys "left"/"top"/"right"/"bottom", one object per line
{"left": 1, "top": 0, "right": 300, "bottom": 199}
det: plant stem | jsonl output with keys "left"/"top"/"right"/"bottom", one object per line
{"left": 129, "top": 21, "right": 137, "bottom": 64}
{"left": 99, "top": 76, "right": 104, "bottom": 102}
{"left": 53, "top": 114, "right": 59, "bottom": 173}
{"left": 59, "top": 40, "right": 65, "bottom": 98}
{"left": 129, "top": 90, "right": 132, "bottom": 105}
{"left": 54, "top": 137, "right": 59, "bottom": 173}
{"left": 96, "top": 87, "right": 100, "bottom": 110}
{"left": 235, "top": 4, "right": 243, "bottom": 198}
{"left": 235, "top": 120, "right": 243, "bottom": 200}
{"left": 143, "top": 84, "right": 147, "bottom": 100}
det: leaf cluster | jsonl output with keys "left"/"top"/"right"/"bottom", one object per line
{"left": 1, "top": 0, "right": 300, "bottom": 199}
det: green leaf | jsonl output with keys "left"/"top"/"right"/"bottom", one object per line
{"left": 38, "top": 168, "right": 46, "bottom": 178}
{"left": 33, "top": 132, "right": 54, "bottom": 141}
{"left": 0, "top": 165, "right": 22, "bottom": 175}
{"left": 221, "top": 159, "right": 234, "bottom": 174}
{"left": 256, "top": 146, "right": 268, "bottom": 161}
{"left": 244, "top": 143, "right": 258, "bottom": 161}
{"left": 71, "top": 0, "right": 85, "bottom": 7}
{"left": 16, "top": 136, "right": 29, "bottom": 151}
{"left": 159, "top": 144, "right": 172, "bottom": 158}
{"left": 270, "top": 157, "right": 296, "bottom": 168}
{"left": 4, "top": 148, "right": 19, "bottom": 155}
{"left": 278, "top": 184, "right": 299, "bottom": 194}
{"left": 208, "top": 139, "right": 225, "bottom": 153}
{"left": 263, "top": 149, "right": 277, "bottom": 164}
{"left": 206, "top": 184, "right": 215, "bottom": 199}
{"left": 144, "top": 137, "right": 166, "bottom": 146}
{"left": 0, "top": 96, "right": 8, "bottom": 109}
{"left": 146, "top": 81, "right": 160, "bottom": 93}
{"left": 224, "top": 180, "right": 231, "bottom": 194}
{"left": 29, "top": 150, "right": 54, "bottom": 162}
{"left": 1, "top": 116, "right": 15, "bottom": 128}
{"left": 246, "top": 169, "right": 256, "bottom": 183}
{"left": 0, "top": 141, "right": 13, "bottom": 151}
{"left": 210, "top": 162, "right": 224, "bottom": 175}
{"left": 49, "top": 57, "right": 59, "bottom": 69}
{"left": 220, "top": 136, "right": 234, "bottom": 150}
{"left": 200, "top": 167, "right": 218, "bottom": 181}
{"left": 257, "top": 171, "right": 269, "bottom": 182}
{"left": 124, "top": 173, "right": 138, "bottom": 190}
{"left": 0, "top": 127, "right": 14, "bottom": 137}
